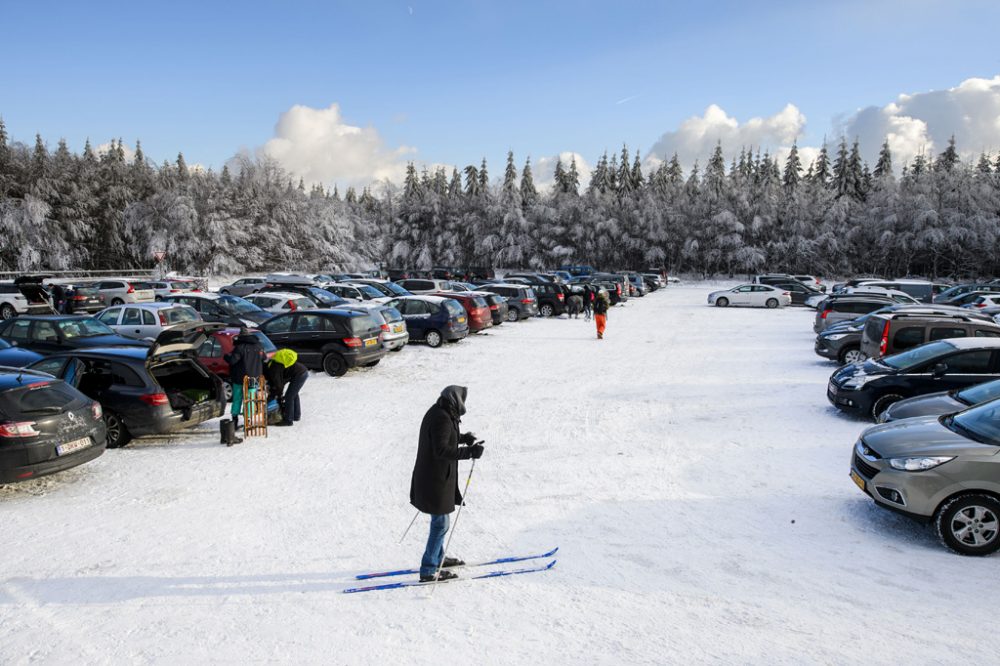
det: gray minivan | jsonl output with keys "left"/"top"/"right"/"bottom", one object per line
{"left": 860, "top": 311, "right": 1000, "bottom": 359}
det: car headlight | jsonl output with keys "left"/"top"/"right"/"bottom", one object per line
{"left": 888, "top": 456, "right": 954, "bottom": 471}
{"left": 841, "top": 374, "right": 873, "bottom": 389}
{"left": 825, "top": 333, "right": 848, "bottom": 341}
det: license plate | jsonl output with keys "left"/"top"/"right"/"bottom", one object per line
{"left": 458, "top": 317, "right": 466, "bottom": 323}
{"left": 57, "top": 437, "right": 92, "bottom": 456}
{"left": 364, "top": 338, "right": 378, "bottom": 347}
{"left": 828, "top": 381, "right": 837, "bottom": 395}
{"left": 850, "top": 469, "right": 866, "bottom": 492}
{"left": 393, "top": 324, "right": 404, "bottom": 333}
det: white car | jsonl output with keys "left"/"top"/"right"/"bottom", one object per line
{"left": 707, "top": 284, "right": 791, "bottom": 308}
{"left": 245, "top": 291, "right": 317, "bottom": 314}
{"left": 844, "top": 286, "right": 920, "bottom": 304}
{"left": 338, "top": 302, "right": 409, "bottom": 351}
{"left": 322, "top": 282, "right": 391, "bottom": 303}
{"left": 92, "top": 279, "right": 156, "bottom": 306}
{"left": 96, "top": 302, "right": 201, "bottom": 340}
{"left": 0, "top": 282, "right": 30, "bottom": 320}
{"left": 967, "top": 294, "right": 1000, "bottom": 310}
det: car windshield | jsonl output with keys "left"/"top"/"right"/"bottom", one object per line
{"left": 881, "top": 341, "right": 956, "bottom": 370}
{"left": 218, "top": 295, "right": 263, "bottom": 314}
{"left": 0, "top": 380, "right": 81, "bottom": 415}
{"left": 306, "top": 287, "right": 345, "bottom": 305}
{"left": 163, "top": 306, "right": 199, "bottom": 324}
{"left": 472, "top": 296, "right": 488, "bottom": 308}
{"left": 381, "top": 282, "right": 408, "bottom": 296}
{"left": 348, "top": 314, "right": 380, "bottom": 335}
{"left": 949, "top": 401, "right": 1000, "bottom": 445}
{"left": 957, "top": 380, "right": 1000, "bottom": 405}
{"left": 56, "top": 318, "right": 115, "bottom": 338}
{"left": 357, "top": 285, "right": 383, "bottom": 299}
{"left": 444, "top": 301, "right": 465, "bottom": 317}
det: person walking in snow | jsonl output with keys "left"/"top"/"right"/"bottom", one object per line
{"left": 593, "top": 289, "right": 610, "bottom": 339}
{"left": 582, "top": 284, "right": 594, "bottom": 320}
{"left": 410, "top": 385, "right": 484, "bottom": 582}
{"left": 224, "top": 328, "right": 265, "bottom": 429}
{"left": 264, "top": 348, "right": 309, "bottom": 426}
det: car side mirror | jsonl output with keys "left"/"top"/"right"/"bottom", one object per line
{"left": 932, "top": 363, "right": 947, "bottom": 379}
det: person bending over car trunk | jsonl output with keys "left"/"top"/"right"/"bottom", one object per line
{"left": 224, "top": 328, "right": 265, "bottom": 429}
{"left": 265, "top": 348, "right": 308, "bottom": 426}
{"left": 410, "top": 385, "right": 484, "bottom": 582}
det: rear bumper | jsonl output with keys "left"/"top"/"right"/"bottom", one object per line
{"left": 0, "top": 437, "right": 107, "bottom": 484}
{"left": 344, "top": 346, "right": 387, "bottom": 368}
{"left": 383, "top": 332, "right": 409, "bottom": 350}
{"left": 444, "top": 326, "right": 469, "bottom": 341}
{"left": 127, "top": 401, "right": 225, "bottom": 437}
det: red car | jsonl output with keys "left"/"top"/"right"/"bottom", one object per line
{"left": 198, "top": 328, "right": 277, "bottom": 399}
{"left": 435, "top": 291, "right": 493, "bottom": 333}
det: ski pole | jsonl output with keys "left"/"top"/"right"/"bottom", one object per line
{"left": 431, "top": 456, "right": 477, "bottom": 590}
{"left": 398, "top": 509, "right": 420, "bottom": 544}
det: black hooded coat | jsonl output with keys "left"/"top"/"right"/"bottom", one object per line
{"left": 410, "top": 386, "right": 476, "bottom": 515}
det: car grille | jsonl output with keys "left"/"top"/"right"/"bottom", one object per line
{"left": 853, "top": 453, "right": 880, "bottom": 479}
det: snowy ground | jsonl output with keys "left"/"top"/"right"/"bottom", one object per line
{"left": 0, "top": 284, "right": 991, "bottom": 664}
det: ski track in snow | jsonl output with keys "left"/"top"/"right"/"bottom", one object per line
{"left": 0, "top": 285, "right": 989, "bottom": 664}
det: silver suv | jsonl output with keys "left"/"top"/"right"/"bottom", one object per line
{"left": 850, "top": 399, "right": 1000, "bottom": 555}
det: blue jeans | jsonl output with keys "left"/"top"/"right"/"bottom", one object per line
{"left": 420, "top": 513, "right": 450, "bottom": 577}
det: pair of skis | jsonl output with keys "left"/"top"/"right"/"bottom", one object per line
{"left": 343, "top": 546, "right": 558, "bottom": 594}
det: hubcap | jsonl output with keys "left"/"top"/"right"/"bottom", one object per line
{"left": 844, "top": 349, "right": 864, "bottom": 364}
{"left": 952, "top": 506, "right": 999, "bottom": 546}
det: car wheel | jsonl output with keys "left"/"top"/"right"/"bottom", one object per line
{"left": 425, "top": 330, "right": 443, "bottom": 348}
{"left": 839, "top": 346, "right": 866, "bottom": 365}
{"left": 936, "top": 494, "right": 1000, "bottom": 556}
{"left": 0, "top": 303, "right": 15, "bottom": 320}
{"left": 322, "top": 353, "right": 348, "bottom": 377}
{"left": 364, "top": 360, "right": 380, "bottom": 367}
{"left": 540, "top": 304, "right": 554, "bottom": 317}
{"left": 223, "top": 382, "right": 233, "bottom": 402}
{"left": 111, "top": 298, "right": 124, "bottom": 306}
{"left": 716, "top": 297, "right": 729, "bottom": 308}
{"left": 104, "top": 412, "right": 132, "bottom": 449}
{"left": 765, "top": 298, "right": 779, "bottom": 308}
{"left": 506, "top": 308, "right": 520, "bottom": 322}
{"left": 871, "top": 393, "right": 904, "bottom": 420}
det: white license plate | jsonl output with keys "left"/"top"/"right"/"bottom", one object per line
{"left": 57, "top": 437, "right": 91, "bottom": 456}
{"left": 828, "top": 381, "right": 837, "bottom": 395}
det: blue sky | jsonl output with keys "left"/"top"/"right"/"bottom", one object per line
{"left": 3, "top": 0, "right": 999, "bottom": 185}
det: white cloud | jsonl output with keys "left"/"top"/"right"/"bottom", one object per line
{"left": 96, "top": 141, "right": 135, "bottom": 162}
{"left": 837, "top": 74, "right": 1000, "bottom": 167}
{"left": 257, "top": 103, "right": 415, "bottom": 189}
{"left": 648, "top": 103, "right": 806, "bottom": 168}
{"left": 531, "top": 152, "right": 592, "bottom": 193}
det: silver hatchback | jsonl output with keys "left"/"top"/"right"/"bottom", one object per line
{"left": 96, "top": 303, "right": 201, "bottom": 340}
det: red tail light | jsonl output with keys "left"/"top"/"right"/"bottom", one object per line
{"left": 126, "top": 284, "right": 135, "bottom": 294}
{"left": 170, "top": 289, "right": 180, "bottom": 292}
{"left": 71, "top": 295, "right": 86, "bottom": 301}
{"left": 879, "top": 321, "right": 890, "bottom": 357}
{"left": 521, "top": 298, "right": 533, "bottom": 304}
{"left": 820, "top": 309, "right": 831, "bottom": 319}
{"left": 557, "top": 293, "right": 564, "bottom": 301}
{"left": 92, "top": 402, "right": 103, "bottom": 420}
{"left": 159, "top": 312, "right": 168, "bottom": 325}
{"left": 288, "top": 301, "right": 297, "bottom": 311}
{"left": 976, "top": 303, "right": 986, "bottom": 308}
{"left": 139, "top": 393, "right": 170, "bottom": 406}
{"left": 344, "top": 337, "right": 362, "bottom": 348}
{"left": 0, "top": 421, "right": 40, "bottom": 438}
{"left": 381, "top": 323, "right": 390, "bottom": 332}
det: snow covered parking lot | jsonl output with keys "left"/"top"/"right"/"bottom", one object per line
{"left": 1, "top": 284, "right": 993, "bottom": 664}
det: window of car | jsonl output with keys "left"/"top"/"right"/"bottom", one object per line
{"left": 524, "top": 288, "right": 537, "bottom": 300}
{"left": 293, "top": 313, "right": 331, "bottom": 332}
{"left": 929, "top": 327, "right": 967, "bottom": 342}
{"left": 123, "top": 308, "right": 142, "bottom": 326}
{"left": 882, "top": 341, "right": 955, "bottom": 370}
{"left": 198, "top": 337, "right": 223, "bottom": 357}
{"left": 57, "top": 319, "right": 115, "bottom": 338}
{"left": 735, "top": 286, "right": 753, "bottom": 292}
{"left": 261, "top": 315, "right": 293, "bottom": 334}
{"left": 942, "top": 350, "right": 995, "bottom": 374}
{"left": 31, "top": 357, "right": 68, "bottom": 377}
{"left": 33, "top": 321, "right": 59, "bottom": 342}
{"left": 97, "top": 308, "right": 121, "bottom": 325}
{"left": 5, "top": 319, "right": 31, "bottom": 341}
{"left": 400, "top": 300, "right": 429, "bottom": 316}
{"left": 892, "top": 327, "right": 924, "bottom": 350}
{"left": 142, "top": 309, "right": 157, "bottom": 325}
{"left": 975, "top": 329, "right": 1000, "bottom": 338}
{"left": 443, "top": 300, "right": 465, "bottom": 318}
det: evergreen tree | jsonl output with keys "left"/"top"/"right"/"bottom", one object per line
{"left": 812, "top": 142, "right": 830, "bottom": 185}
{"left": 936, "top": 135, "right": 959, "bottom": 172}
{"left": 32, "top": 133, "right": 48, "bottom": 180}
{"left": 831, "top": 138, "right": 850, "bottom": 196}
{"left": 448, "top": 168, "right": 463, "bottom": 198}
{"left": 553, "top": 159, "right": 566, "bottom": 193}
{"left": 704, "top": 142, "right": 726, "bottom": 196}
{"left": 520, "top": 157, "right": 537, "bottom": 203}
{"left": 463, "top": 164, "right": 480, "bottom": 197}
{"left": 782, "top": 143, "right": 801, "bottom": 191}
{"left": 873, "top": 140, "right": 893, "bottom": 179}
{"left": 478, "top": 158, "right": 489, "bottom": 194}
{"left": 617, "top": 145, "right": 633, "bottom": 196}
{"left": 176, "top": 152, "right": 189, "bottom": 181}
{"left": 976, "top": 153, "right": 992, "bottom": 175}
{"left": 630, "top": 151, "right": 644, "bottom": 190}
{"left": 502, "top": 150, "right": 518, "bottom": 201}
{"left": 403, "top": 162, "right": 420, "bottom": 200}
{"left": 566, "top": 157, "right": 580, "bottom": 196}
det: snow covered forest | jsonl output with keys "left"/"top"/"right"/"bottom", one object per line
{"left": 2, "top": 118, "right": 999, "bottom": 278}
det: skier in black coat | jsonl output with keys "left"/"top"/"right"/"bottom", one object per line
{"left": 224, "top": 329, "right": 265, "bottom": 429}
{"left": 410, "top": 385, "right": 484, "bottom": 582}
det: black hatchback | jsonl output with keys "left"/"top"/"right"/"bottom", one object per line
{"left": 0, "top": 315, "right": 151, "bottom": 355}
{"left": 258, "top": 309, "right": 386, "bottom": 377}
{"left": 0, "top": 368, "right": 107, "bottom": 483}
{"left": 827, "top": 338, "right": 1000, "bottom": 420}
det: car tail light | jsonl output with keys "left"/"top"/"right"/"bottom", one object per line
{"left": 783, "top": 291, "right": 790, "bottom": 296}
{"left": 288, "top": 301, "right": 297, "bottom": 311}
{"left": 489, "top": 304, "right": 498, "bottom": 310}
{"left": 879, "top": 321, "right": 890, "bottom": 357}
{"left": 344, "top": 337, "right": 362, "bottom": 348}
{"left": 126, "top": 284, "right": 135, "bottom": 294}
{"left": 159, "top": 311, "right": 168, "bottom": 325}
{"left": 71, "top": 295, "right": 87, "bottom": 301}
{"left": 381, "top": 323, "right": 390, "bottom": 332}
{"left": 977, "top": 303, "right": 986, "bottom": 308}
{"left": 521, "top": 298, "right": 533, "bottom": 304}
{"left": 92, "top": 402, "right": 103, "bottom": 420}
{"left": 820, "top": 309, "right": 831, "bottom": 319}
{"left": 557, "top": 293, "right": 564, "bottom": 301}
{"left": 170, "top": 289, "right": 180, "bottom": 293}
{"left": 139, "top": 393, "right": 170, "bottom": 406}
{"left": 0, "top": 421, "right": 40, "bottom": 438}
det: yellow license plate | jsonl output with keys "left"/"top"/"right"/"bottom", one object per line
{"left": 850, "top": 470, "right": 865, "bottom": 492}
{"left": 393, "top": 324, "right": 404, "bottom": 333}
{"left": 458, "top": 317, "right": 466, "bottom": 323}
{"left": 364, "top": 338, "right": 378, "bottom": 347}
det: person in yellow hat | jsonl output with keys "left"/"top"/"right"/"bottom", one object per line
{"left": 264, "top": 348, "right": 309, "bottom": 426}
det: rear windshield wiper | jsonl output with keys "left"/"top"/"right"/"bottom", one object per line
{"left": 20, "top": 406, "right": 64, "bottom": 415}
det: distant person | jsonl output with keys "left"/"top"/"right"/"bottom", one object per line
{"left": 583, "top": 284, "right": 595, "bottom": 321}
{"left": 593, "top": 289, "right": 610, "bottom": 339}
{"left": 410, "top": 386, "right": 484, "bottom": 582}
{"left": 265, "top": 348, "right": 309, "bottom": 426}
{"left": 224, "top": 328, "right": 265, "bottom": 430}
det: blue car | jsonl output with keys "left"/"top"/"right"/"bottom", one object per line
{"left": 0, "top": 338, "right": 44, "bottom": 367}
{"left": 0, "top": 315, "right": 151, "bottom": 356}
{"left": 385, "top": 295, "right": 469, "bottom": 348}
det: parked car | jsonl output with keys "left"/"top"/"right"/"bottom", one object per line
{"left": 92, "top": 279, "right": 156, "bottom": 306}
{"left": 261, "top": 284, "right": 347, "bottom": 308}
{"left": 878, "top": 378, "right": 1000, "bottom": 423}
{"left": 384, "top": 295, "right": 469, "bottom": 347}
{"left": 0, "top": 338, "right": 44, "bottom": 367}
{"left": 792, "top": 275, "right": 825, "bottom": 292}
{"left": 933, "top": 283, "right": 999, "bottom": 304}
{"left": 0, "top": 315, "right": 151, "bottom": 355}
{"left": 845, "top": 286, "right": 921, "bottom": 304}
{"left": 772, "top": 280, "right": 824, "bottom": 306}
{"left": 395, "top": 278, "right": 457, "bottom": 294}
{"left": 827, "top": 337, "right": 1000, "bottom": 420}
{"left": 26, "top": 323, "right": 226, "bottom": 448}
{"left": 337, "top": 303, "right": 409, "bottom": 351}
{"left": 753, "top": 274, "right": 797, "bottom": 287}
{"left": 813, "top": 296, "right": 895, "bottom": 333}
{"left": 860, "top": 311, "right": 1000, "bottom": 359}
{"left": 245, "top": 292, "right": 318, "bottom": 314}
{"left": 95, "top": 302, "right": 201, "bottom": 340}
{"left": 322, "top": 283, "right": 390, "bottom": 303}
{"left": 0, "top": 281, "right": 30, "bottom": 320}
{"left": 11, "top": 275, "right": 56, "bottom": 314}
{"left": 162, "top": 293, "right": 272, "bottom": 327}
{"left": 708, "top": 284, "right": 791, "bottom": 309}
{"left": 851, "top": 279, "right": 937, "bottom": 303}
{"left": 558, "top": 265, "right": 595, "bottom": 277}
{"left": 481, "top": 293, "right": 508, "bottom": 326}
{"left": 0, "top": 367, "right": 107, "bottom": 483}
{"left": 849, "top": 399, "right": 1000, "bottom": 555}
{"left": 940, "top": 290, "right": 1000, "bottom": 307}
{"left": 476, "top": 284, "right": 540, "bottom": 321}
{"left": 436, "top": 291, "right": 493, "bottom": 332}
{"left": 832, "top": 277, "right": 886, "bottom": 293}
{"left": 964, "top": 294, "right": 1000, "bottom": 310}
{"left": 138, "top": 280, "right": 195, "bottom": 300}
{"left": 641, "top": 273, "right": 663, "bottom": 291}
{"left": 258, "top": 309, "right": 387, "bottom": 376}
{"left": 219, "top": 277, "right": 267, "bottom": 297}
{"left": 528, "top": 282, "right": 567, "bottom": 317}
{"left": 47, "top": 281, "right": 104, "bottom": 314}
{"left": 197, "top": 327, "right": 277, "bottom": 400}
{"left": 351, "top": 279, "right": 411, "bottom": 298}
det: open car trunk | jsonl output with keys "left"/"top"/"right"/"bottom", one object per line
{"left": 149, "top": 359, "right": 220, "bottom": 411}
